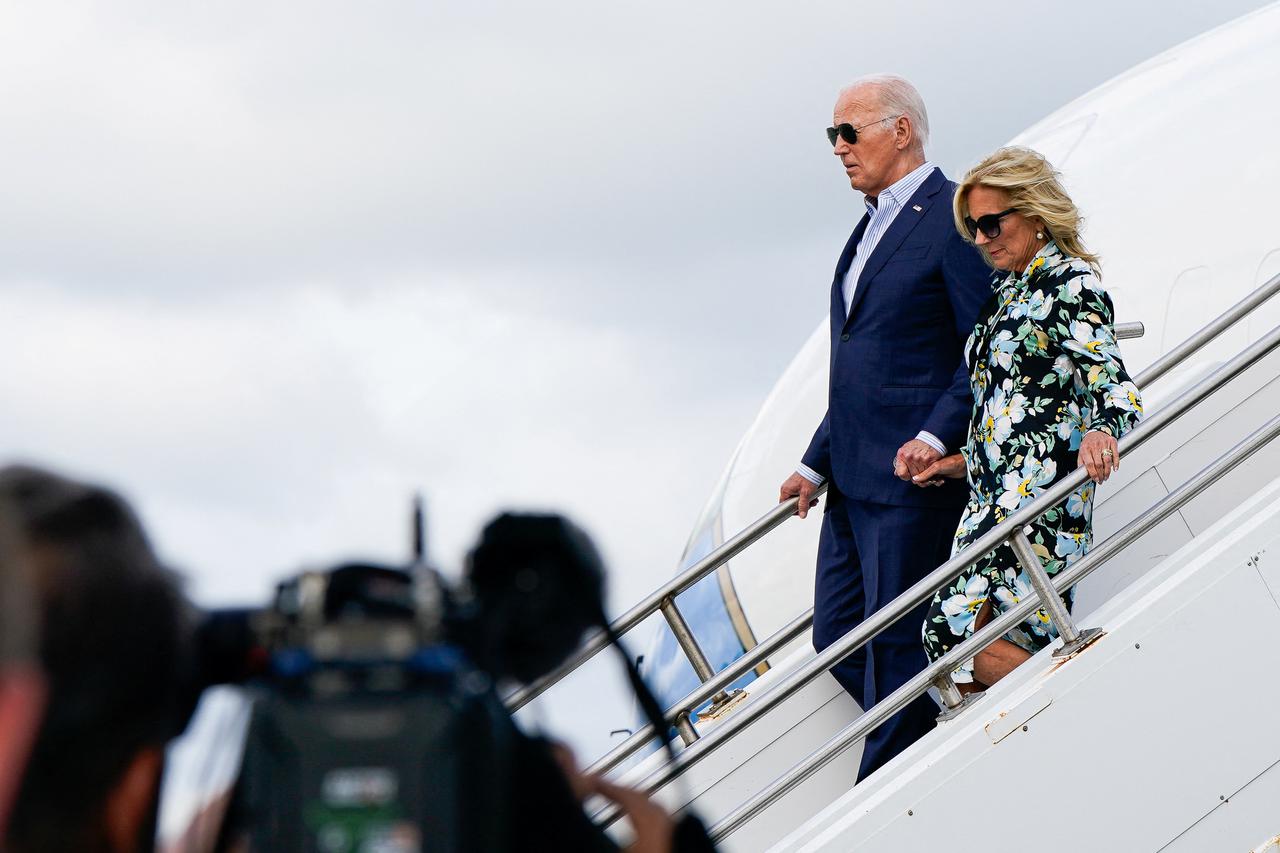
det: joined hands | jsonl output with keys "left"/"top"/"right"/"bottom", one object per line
{"left": 907, "top": 453, "right": 965, "bottom": 486}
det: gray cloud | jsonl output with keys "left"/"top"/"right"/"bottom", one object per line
{"left": 3, "top": 1, "right": 1261, "bottom": 294}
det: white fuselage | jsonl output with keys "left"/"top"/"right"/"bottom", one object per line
{"left": 672, "top": 1, "right": 1280, "bottom": 658}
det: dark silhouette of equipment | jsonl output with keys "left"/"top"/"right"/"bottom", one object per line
{"left": 192, "top": 512, "right": 713, "bottom": 852}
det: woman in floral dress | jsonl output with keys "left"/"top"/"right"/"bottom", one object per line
{"left": 915, "top": 147, "right": 1143, "bottom": 691}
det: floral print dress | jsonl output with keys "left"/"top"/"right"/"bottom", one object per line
{"left": 921, "top": 241, "right": 1142, "bottom": 683}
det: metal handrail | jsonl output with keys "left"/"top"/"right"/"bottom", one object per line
{"left": 1112, "top": 320, "right": 1144, "bottom": 340}
{"left": 587, "top": 608, "right": 813, "bottom": 775}
{"left": 591, "top": 300, "right": 1280, "bottom": 827}
{"left": 505, "top": 329, "right": 1156, "bottom": 721}
{"left": 709, "top": 409, "right": 1280, "bottom": 839}
{"left": 504, "top": 482, "right": 827, "bottom": 712}
{"left": 582, "top": 271, "right": 1280, "bottom": 774}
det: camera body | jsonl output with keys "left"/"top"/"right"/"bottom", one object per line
{"left": 191, "top": 513, "right": 646, "bottom": 853}
{"left": 202, "top": 563, "right": 518, "bottom": 853}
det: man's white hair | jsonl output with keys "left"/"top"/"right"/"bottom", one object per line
{"left": 840, "top": 73, "right": 930, "bottom": 151}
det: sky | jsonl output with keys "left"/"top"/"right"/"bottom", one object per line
{"left": 1, "top": 0, "right": 1271, "bottom": 760}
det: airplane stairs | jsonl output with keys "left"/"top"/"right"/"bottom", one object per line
{"left": 597, "top": 307, "right": 1280, "bottom": 851}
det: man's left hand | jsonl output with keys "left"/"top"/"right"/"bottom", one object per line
{"left": 893, "top": 439, "right": 942, "bottom": 481}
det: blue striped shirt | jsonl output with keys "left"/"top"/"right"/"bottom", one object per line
{"left": 842, "top": 161, "right": 937, "bottom": 314}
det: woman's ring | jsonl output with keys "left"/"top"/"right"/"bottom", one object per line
{"left": 1101, "top": 449, "right": 1114, "bottom": 459}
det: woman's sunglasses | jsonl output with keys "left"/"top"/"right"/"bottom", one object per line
{"left": 963, "top": 207, "right": 1017, "bottom": 240}
{"left": 825, "top": 115, "right": 896, "bottom": 147}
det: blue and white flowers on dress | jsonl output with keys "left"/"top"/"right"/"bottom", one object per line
{"left": 991, "top": 567, "right": 1031, "bottom": 612}
{"left": 990, "top": 329, "right": 1020, "bottom": 370}
{"left": 996, "top": 455, "right": 1058, "bottom": 511}
{"left": 1054, "top": 529, "right": 1089, "bottom": 560}
{"left": 1008, "top": 288, "right": 1055, "bottom": 321}
{"left": 954, "top": 501, "right": 992, "bottom": 541}
{"left": 1064, "top": 319, "right": 1118, "bottom": 361}
{"left": 1106, "top": 380, "right": 1143, "bottom": 412}
{"left": 976, "top": 379, "right": 1029, "bottom": 466}
{"left": 1056, "top": 401, "right": 1087, "bottom": 451}
{"left": 1065, "top": 483, "right": 1094, "bottom": 519}
{"left": 940, "top": 573, "right": 990, "bottom": 636}
{"left": 924, "top": 240, "right": 1143, "bottom": 680}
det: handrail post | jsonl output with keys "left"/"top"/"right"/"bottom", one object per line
{"left": 931, "top": 673, "right": 981, "bottom": 721}
{"left": 659, "top": 596, "right": 717, "bottom": 682}
{"left": 933, "top": 674, "right": 964, "bottom": 708}
{"left": 1114, "top": 320, "right": 1144, "bottom": 340}
{"left": 1008, "top": 526, "right": 1103, "bottom": 657}
{"left": 659, "top": 596, "right": 741, "bottom": 731}
{"left": 674, "top": 712, "right": 699, "bottom": 746}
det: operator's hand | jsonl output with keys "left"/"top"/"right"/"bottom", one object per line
{"left": 589, "top": 776, "right": 674, "bottom": 853}
{"left": 893, "top": 439, "right": 942, "bottom": 482}
{"left": 911, "top": 453, "right": 966, "bottom": 487}
{"left": 547, "top": 741, "right": 593, "bottom": 802}
{"left": 1079, "top": 430, "right": 1120, "bottom": 484}
{"left": 779, "top": 472, "right": 819, "bottom": 519}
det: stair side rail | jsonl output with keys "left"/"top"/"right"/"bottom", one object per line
{"left": 708, "top": 408, "right": 1280, "bottom": 840}
{"left": 589, "top": 288, "right": 1280, "bottom": 825}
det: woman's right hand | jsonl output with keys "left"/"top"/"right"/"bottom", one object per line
{"left": 911, "top": 453, "right": 965, "bottom": 487}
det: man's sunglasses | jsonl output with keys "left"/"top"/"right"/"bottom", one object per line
{"left": 825, "top": 115, "right": 896, "bottom": 146}
{"left": 963, "top": 207, "right": 1017, "bottom": 240}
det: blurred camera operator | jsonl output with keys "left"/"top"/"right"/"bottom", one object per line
{"left": 0, "top": 496, "right": 46, "bottom": 841}
{"left": 466, "top": 513, "right": 713, "bottom": 853}
{"left": 207, "top": 512, "right": 684, "bottom": 853}
{"left": 0, "top": 464, "right": 196, "bottom": 853}
{"left": 0, "top": 461, "right": 694, "bottom": 852}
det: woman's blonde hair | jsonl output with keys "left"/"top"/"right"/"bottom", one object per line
{"left": 953, "top": 146, "right": 1101, "bottom": 277}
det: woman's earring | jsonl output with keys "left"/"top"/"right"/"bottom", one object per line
{"left": 1036, "top": 230, "right": 1044, "bottom": 239}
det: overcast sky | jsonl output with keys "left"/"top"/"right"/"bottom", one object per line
{"left": 1, "top": 1, "right": 1270, "bottom": 757}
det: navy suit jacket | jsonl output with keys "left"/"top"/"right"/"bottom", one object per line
{"left": 801, "top": 167, "right": 993, "bottom": 509}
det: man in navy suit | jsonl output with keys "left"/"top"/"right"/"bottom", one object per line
{"left": 778, "top": 75, "right": 992, "bottom": 781}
